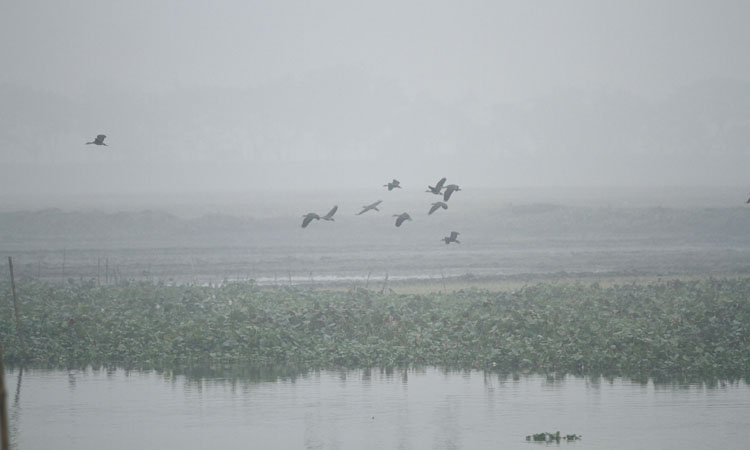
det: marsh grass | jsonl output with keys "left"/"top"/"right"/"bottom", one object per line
{"left": 1, "top": 277, "right": 748, "bottom": 378}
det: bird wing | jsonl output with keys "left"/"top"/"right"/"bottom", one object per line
{"left": 429, "top": 204, "right": 439, "bottom": 215}
{"left": 443, "top": 188, "right": 453, "bottom": 201}
{"left": 358, "top": 201, "right": 380, "bottom": 214}
{"left": 450, "top": 231, "right": 459, "bottom": 239}
{"left": 303, "top": 213, "right": 320, "bottom": 227}
{"left": 435, "top": 177, "right": 446, "bottom": 190}
{"left": 395, "top": 216, "right": 405, "bottom": 227}
{"left": 323, "top": 205, "right": 338, "bottom": 219}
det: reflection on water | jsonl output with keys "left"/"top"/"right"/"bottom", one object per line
{"left": 7, "top": 366, "right": 750, "bottom": 450}
{"left": 14, "top": 368, "right": 22, "bottom": 407}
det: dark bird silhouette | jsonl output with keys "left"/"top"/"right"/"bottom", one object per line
{"left": 443, "top": 231, "right": 460, "bottom": 244}
{"left": 384, "top": 179, "right": 402, "bottom": 191}
{"left": 86, "top": 134, "right": 107, "bottom": 146}
{"left": 393, "top": 212, "right": 412, "bottom": 227}
{"left": 428, "top": 201, "right": 448, "bottom": 215}
{"left": 746, "top": 195, "right": 750, "bottom": 204}
{"left": 321, "top": 205, "right": 338, "bottom": 221}
{"left": 443, "top": 184, "right": 461, "bottom": 201}
{"left": 357, "top": 200, "right": 382, "bottom": 215}
{"left": 426, "top": 177, "right": 446, "bottom": 195}
{"left": 301, "top": 213, "right": 320, "bottom": 228}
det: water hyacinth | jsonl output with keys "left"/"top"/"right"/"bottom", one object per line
{"left": 0, "top": 278, "right": 748, "bottom": 378}
{"left": 526, "top": 431, "right": 581, "bottom": 442}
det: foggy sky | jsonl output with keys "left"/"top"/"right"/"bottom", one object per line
{"left": 1, "top": 0, "right": 750, "bottom": 193}
{"left": 4, "top": 0, "right": 750, "bottom": 101}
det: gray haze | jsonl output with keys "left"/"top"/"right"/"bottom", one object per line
{"left": 2, "top": 0, "right": 750, "bottom": 194}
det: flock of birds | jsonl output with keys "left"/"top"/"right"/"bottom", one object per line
{"left": 85, "top": 133, "right": 463, "bottom": 244}
{"left": 86, "top": 134, "right": 750, "bottom": 238}
{"left": 300, "top": 176, "right": 462, "bottom": 245}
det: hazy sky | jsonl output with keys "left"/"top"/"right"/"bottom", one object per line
{"left": 2, "top": 0, "right": 750, "bottom": 193}
{"left": 3, "top": 0, "right": 749, "bottom": 102}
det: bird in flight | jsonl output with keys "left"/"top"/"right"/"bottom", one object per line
{"left": 301, "top": 213, "right": 320, "bottom": 228}
{"left": 443, "top": 184, "right": 461, "bottom": 201}
{"left": 426, "top": 177, "right": 446, "bottom": 195}
{"left": 428, "top": 201, "right": 448, "bottom": 215}
{"left": 443, "top": 231, "right": 460, "bottom": 244}
{"left": 321, "top": 205, "right": 338, "bottom": 221}
{"left": 357, "top": 200, "right": 383, "bottom": 215}
{"left": 86, "top": 134, "right": 107, "bottom": 146}
{"left": 384, "top": 179, "right": 402, "bottom": 191}
{"left": 393, "top": 212, "right": 412, "bottom": 227}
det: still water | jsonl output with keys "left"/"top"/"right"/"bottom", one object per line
{"left": 7, "top": 367, "right": 750, "bottom": 450}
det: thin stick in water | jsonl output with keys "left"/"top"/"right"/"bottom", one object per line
{"left": 7, "top": 257, "right": 27, "bottom": 358}
{"left": 0, "top": 344, "right": 10, "bottom": 450}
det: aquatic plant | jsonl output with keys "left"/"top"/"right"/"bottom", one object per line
{"left": 1, "top": 278, "right": 749, "bottom": 378}
{"left": 526, "top": 431, "right": 581, "bottom": 442}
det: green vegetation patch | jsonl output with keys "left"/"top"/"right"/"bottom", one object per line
{"left": 1, "top": 278, "right": 749, "bottom": 378}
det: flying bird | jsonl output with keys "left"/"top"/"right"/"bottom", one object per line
{"left": 321, "top": 205, "right": 338, "bottom": 221}
{"left": 393, "top": 212, "right": 412, "bottom": 227}
{"left": 443, "top": 231, "right": 460, "bottom": 244}
{"left": 428, "top": 201, "right": 448, "bottom": 215}
{"left": 301, "top": 213, "right": 320, "bottom": 228}
{"left": 443, "top": 184, "right": 461, "bottom": 201}
{"left": 384, "top": 179, "right": 402, "bottom": 191}
{"left": 357, "top": 200, "right": 382, "bottom": 215}
{"left": 426, "top": 177, "right": 447, "bottom": 195}
{"left": 86, "top": 134, "right": 107, "bottom": 146}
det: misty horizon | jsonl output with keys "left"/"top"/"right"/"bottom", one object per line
{"left": 2, "top": 75, "right": 750, "bottom": 194}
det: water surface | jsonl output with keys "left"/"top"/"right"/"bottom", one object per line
{"left": 7, "top": 367, "right": 750, "bottom": 450}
